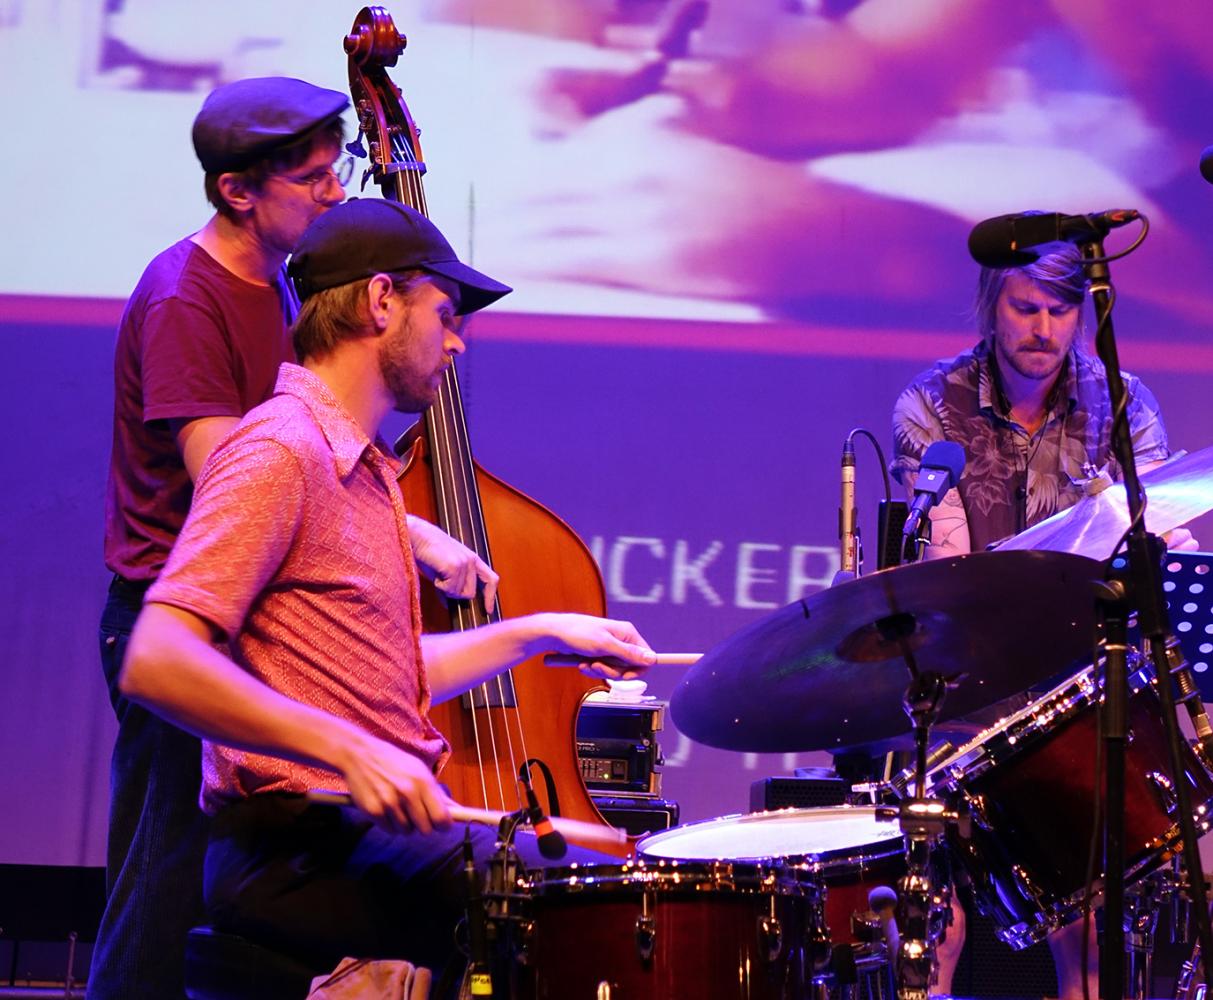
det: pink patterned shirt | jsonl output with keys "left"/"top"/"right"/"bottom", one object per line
{"left": 147, "top": 363, "right": 449, "bottom": 814}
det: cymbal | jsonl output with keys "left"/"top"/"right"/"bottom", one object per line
{"left": 670, "top": 550, "right": 1102, "bottom": 753}
{"left": 999, "top": 446, "right": 1213, "bottom": 560}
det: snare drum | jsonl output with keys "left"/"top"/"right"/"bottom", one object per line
{"left": 520, "top": 860, "right": 816, "bottom": 999}
{"left": 930, "top": 661, "right": 1213, "bottom": 949}
{"left": 638, "top": 806, "right": 905, "bottom": 955}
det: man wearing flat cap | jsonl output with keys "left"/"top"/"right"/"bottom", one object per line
{"left": 96, "top": 80, "right": 499, "bottom": 998}
{"left": 116, "top": 198, "right": 654, "bottom": 989}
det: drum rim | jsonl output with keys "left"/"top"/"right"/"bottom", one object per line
{"left": 928, "top": 660, "right": 1154, "bottom": 790}
{"left": 523, "top": 858, "right": 809, "bottom": 896}
{"left": 970, "top": 812, "right": 1213, "bottom": 951}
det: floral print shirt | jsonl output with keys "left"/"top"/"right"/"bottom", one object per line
{"left": 891, "top": 340, "right": 1169, "bottom": 551}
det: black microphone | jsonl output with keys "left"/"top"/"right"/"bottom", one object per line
{"left": 523, "top": 783, "right": 567, "bottom": 860}
{"left": 1200, "top": 146, "right": 1213, "bottom": 184}
{"left": 902, "top": 440, "right": 965, "bottom": 541}
{"left": 461, "top": 830, "right": 493, "bottom": 997}
{"left": 968, "top": 209, "right": 1140, "bottom": 267}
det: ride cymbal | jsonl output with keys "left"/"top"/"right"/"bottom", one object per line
{"left": 671, "top": 550, "right": 1103, "bottom": 752}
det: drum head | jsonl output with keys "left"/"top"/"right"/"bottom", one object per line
{"left": 636, "top": 806, "right": 901, "bottom": 863}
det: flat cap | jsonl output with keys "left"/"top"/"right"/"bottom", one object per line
{"left": 192, "top": 76, "right": 349, "bottom": 173}
{"left": 289, "top": 199, "right": 512, "bottom": 316}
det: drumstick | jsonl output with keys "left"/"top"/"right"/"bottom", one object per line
{"left": 453, "top": 805, "right": 627, "bottom": 848}
{"left": 543, "top": 652, "right": 702, "bottom": 668}
{"left": 305, "top": 790, "right": 628, "bottom": 849}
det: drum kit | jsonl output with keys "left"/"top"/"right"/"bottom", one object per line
{"left": 471, "top": 447, "right": 1213, "bottom": 1000}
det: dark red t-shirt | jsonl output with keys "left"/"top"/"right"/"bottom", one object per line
{"left": 104, "top": 239, "right": 296, "bottom": 581}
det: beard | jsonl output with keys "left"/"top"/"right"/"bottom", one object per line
{"left": 378, "top": 324, "right": 443, "bottom": 414}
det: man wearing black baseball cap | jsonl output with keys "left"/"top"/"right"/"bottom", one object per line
{"left": 116, "top": 198, "right": 653, "bottom": 991}
{"left": 288, "top": 198, "right": 513, "bottom": 313}
{"left": 97, "top": 80, "right": 499, "bottom": 998}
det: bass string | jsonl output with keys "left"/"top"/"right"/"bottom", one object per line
{"left": 425, "top": 386, "right": 495, "bottom": 809}
{"left": 429, "top": 341, "right": 525, "bottom": 814}
{"left": 391, "top": 123, "right": 528, "bottom": 813}
{"left": 445, "top": 365, "right": 533, "bottom": 794}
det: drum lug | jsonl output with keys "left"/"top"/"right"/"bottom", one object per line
{"left": 758, "top": 915, "right": 783, "bottom": 961}
{"left": 634, "top": 914, "right": 656, "bottom": 961}
{"left": 516, "top": 918, "right": 534, "bottom": 967}
{"left": 635, "top": 889, "right": 656, "bottom": 961}
{"left": 967, "top": 793, "right": 995, "bottom": 833}
{"left": 1147, "top": 769, "right": 1178, "bottom": 817}
{"left": 759, "top": 893, "right": 784, "bottom": 961}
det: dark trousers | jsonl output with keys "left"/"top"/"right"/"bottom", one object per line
{"left": 204, "top": 795, "right": 614, "bottom": 986}
{"left": 88, "top": 577, "right": 209, "bottom": 1000}
{"left": 205, "top": 796, "right": 488, "bottom": 980}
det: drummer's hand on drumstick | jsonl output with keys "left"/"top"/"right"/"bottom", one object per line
{"left": 545, "top": 651, "right": 701, "bottom": 673}
{"left": 1164, "top": 526, "right": 1200, "bottom": 551}
{"left": 308, "top": 791, "right": 629, "bottom": 851}
{"left": 533, "top": 612, "right": 658, "bottom": 679}
{"left": 336, "top": 729, "right": 452, "bottom": 837}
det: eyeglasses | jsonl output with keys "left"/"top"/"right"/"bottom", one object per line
{"left": 274, "top": 153, "right": 356, "bottom": 201}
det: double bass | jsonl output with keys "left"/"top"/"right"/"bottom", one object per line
{"left": 343, "top": 7, "right": 632, "bottom": 854}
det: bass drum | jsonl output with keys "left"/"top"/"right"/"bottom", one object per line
{"left": 930, "top": 661, "right": 1213, "bottom": 950}
{"left": 519, "top": 860, "right": 821, "bottom": 1000}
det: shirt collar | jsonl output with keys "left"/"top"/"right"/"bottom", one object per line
{"left": 273, "top": 362, "right": 373, "bottom": 478}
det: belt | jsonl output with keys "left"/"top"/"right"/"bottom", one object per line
{"left": 109, "top": 570, "right": 154, "bottom": 594}
{"left": 109, "top": 573, "right": 155, "bottom": 600}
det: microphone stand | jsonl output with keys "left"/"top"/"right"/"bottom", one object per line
{"left": 901, "top": 515, "right": 930, "bottom": 565}
{"left": 462, "top": 807, "right": 533, "bottom": 1000}
{"left": 1080, "top": 235, "right": 1213, "bottom": 1000}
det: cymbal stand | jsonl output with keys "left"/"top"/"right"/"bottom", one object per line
{"left": 877, "top": 669, "right": 967, "bottom": 1000}
{"left": 1081, "top": 232, "right": 1213, "bottom": 1000}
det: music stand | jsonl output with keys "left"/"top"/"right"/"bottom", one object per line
{"left": 1126, "top": 551, "right": 1213, "bottom": 689}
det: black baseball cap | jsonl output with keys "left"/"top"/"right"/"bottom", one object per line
{"left": 192, "top": 77, "right": 350, "bottom": 173}
{"left": 288, "top": 199, "right": 512, "bottom": 315}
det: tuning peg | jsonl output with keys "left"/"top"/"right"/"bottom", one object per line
{"left": 346, "top": 136, "right": 368, "bottom": 159}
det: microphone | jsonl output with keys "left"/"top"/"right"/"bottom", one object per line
{"left": 902, "top": 441, "right": 965, "bottom": 542}
{"left": 867, "top": 885, "right": 900, "bottom": 951}
{"left": 523, "top": 783, "right": 567, "bottom": 860}
{"left": 839, "top": 436, "right": 859, "bottom": 575}
{"left": 462, "top": 830, "right": 493, "bottom": 997}
{"left": 868, "top": 885, "right": 898, "bottom": 920}
{"left": 1201, "top": 146, "right": 1213, "bottom": 184}
{"left": 968, "top": 209, "right": 1140, "bottom": 267}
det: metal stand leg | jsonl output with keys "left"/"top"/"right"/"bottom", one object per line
{"left": 1125, "top": 878, "right": 1163, "bottom": 1000}
{"left": 881, "top": 670, "right": 966, "bottom": 1000}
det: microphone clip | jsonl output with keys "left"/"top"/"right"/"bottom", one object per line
{"left": 521, "top": 771, "right": 568, "bottom": 861}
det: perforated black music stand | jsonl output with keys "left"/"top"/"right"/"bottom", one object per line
{"left": 1125, "top": 551, "right": 1213, "bottom": 695}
